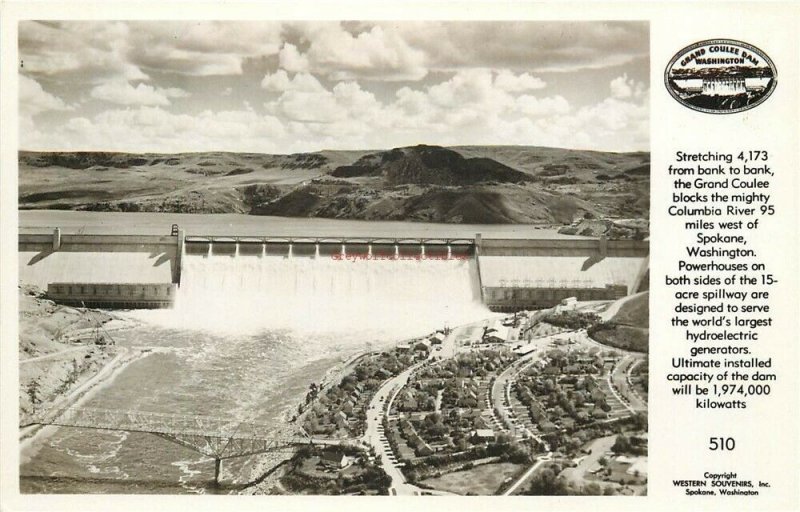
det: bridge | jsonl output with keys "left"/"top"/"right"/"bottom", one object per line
{"left": 38, "top": 407, "right": 340, "bottom": 484}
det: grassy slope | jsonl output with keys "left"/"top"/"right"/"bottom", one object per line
{"left": 611, "top": 292, "right": 650, "bottom": 329}
{"left": 589, "top": 292, "right": 649, "bottom": 353}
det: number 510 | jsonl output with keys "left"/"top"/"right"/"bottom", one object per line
{"left": 709, "top": 437, "right": 736, "bottom": 451}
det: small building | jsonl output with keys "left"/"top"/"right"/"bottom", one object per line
{"left": 483, "top": 320, "right": 511, "bottom": 343}
{"left": 429, "top": 332, "right": 445, "bottom": 345}
{"left": 47, "top": 282, "right": 176, "bottom": 309}
{"left": 414, "top": 340, "right": 432, "bottom": 352}
{"left": 626, "top": 458, "right": 648, "bottom": 477}
{"left": 320, "top": 451, "right": 350, "bottom": 470}
{"left": 472, "top": 429, "right": 496, "bottom": 442}
{"left": 513, "top": 344, "right": 536, "bottom": 356}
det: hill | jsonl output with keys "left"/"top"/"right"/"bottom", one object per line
{"left": 588, "top": 292, "right": 649, "bottom": 353}
{"left": 19, "top": 145, "right": 649, "bottom": 228}
{"left": 330, "top": 145, "right": 532, "bottom": 185}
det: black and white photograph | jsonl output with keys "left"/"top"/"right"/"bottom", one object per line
{"left": 16, "top": 20, "right": 650, "bottom": 496}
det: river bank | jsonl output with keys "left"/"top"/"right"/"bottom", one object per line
{"left": 18, "top": 286, "right": 156, "bottom": 456}
{"left": 239, "top": 349, "right": 372, "bottom": 495}
{"left": 19, "top": 286, "right": 120, "bottom": 425}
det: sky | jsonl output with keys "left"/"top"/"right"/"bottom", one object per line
{"left": 19, "top": 21, "right": 649, "bottom": 154}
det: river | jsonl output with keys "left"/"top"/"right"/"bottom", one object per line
{"left": 19, "top": 324, "right": 360, "bottom": 494}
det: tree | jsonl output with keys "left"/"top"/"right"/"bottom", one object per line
{"left": 612, "top": 435, "right": 632, "bottom": 454}
{"left": 584, "top": 482, "right": 602, "bottom": 495}
{"left": 27, "top": 380, "right": 40, "bottom": 406}
{"left": 526, "top": 469, "right": 569, "bottom": 496}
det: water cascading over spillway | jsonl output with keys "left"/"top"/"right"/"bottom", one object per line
{"left": 158, "top": 244, "right": 488, "bottom": 337}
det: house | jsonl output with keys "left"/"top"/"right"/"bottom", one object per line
{"left": 472, "top": 429, "right": 496, "bottom": 442}
{"left": 429, "top": 332, "right": 445, "bottom": 344}
{"left": 334, "top": 410, "right": 348, "bottom": 427}
{"left": 320, "top": 450, "right": 351, "bottom": 470}
{"left": 416, "top": 443, "right": 435, "bottom": 456}
{"left": 400, "top": 393, "right": 418, "bottom": 411}
{"left": 414, "top": 340, "right": 431, "bottom": 352}
{"left": 483, "top": 320, "right": 511, "bottom": 343}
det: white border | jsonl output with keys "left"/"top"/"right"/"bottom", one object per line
{"left": 2, "top": 2, "right": 798, "bottom": 512}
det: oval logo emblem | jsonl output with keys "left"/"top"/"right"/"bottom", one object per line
{"left": 665, "top": 39, "right": 777, "bottom": 114}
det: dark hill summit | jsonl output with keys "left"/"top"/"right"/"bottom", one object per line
{"left": 331, "top": 145, "right": 532, "bottom": 186}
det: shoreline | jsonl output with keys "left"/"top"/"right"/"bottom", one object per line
{"left": 243, "top": 349, "right": 372, "bottom": 494}
{"left": 19, "top": 345, "right": 160, "bottom": 458}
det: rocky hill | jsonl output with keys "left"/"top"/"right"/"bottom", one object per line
{"left": 331, "top": 145, "right": 532, "bottom": 186}
{"left": 19, "top": 144, "right": 649, "bottom": 227}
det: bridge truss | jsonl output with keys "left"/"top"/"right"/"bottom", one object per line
{"left": 43, "top": 407, "right": 311, "bottom": 484}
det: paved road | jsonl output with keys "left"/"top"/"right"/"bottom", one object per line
{"left": 598, "top": 291, "right": 648, "bottom": 322}
{"left": 360, "top": 320, "right": 491, "bottom": 496}
{"left": 502, "top": 453, "right": 552, "bottom": 495}
{"left": 490, "top": 331, "right": 567, "bottom": 444}
{"left": 21, "top": 346, "right": 92, "bottom": 364}
{"left": 362, "top": 362, "right": 425, "bottom": 496}
{"left": 614, "top": 356, "right": 647, "bottom": 411}
{"left": 561, "top": 435, "right": 617, "bottom": 486}
{"left": 625, "top": 359, "right": 648, "bottom": 407}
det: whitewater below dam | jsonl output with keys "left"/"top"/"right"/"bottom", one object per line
{"left": 20, "top": 251, "right": 490, "bottom": 494}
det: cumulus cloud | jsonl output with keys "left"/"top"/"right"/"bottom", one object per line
{"left": 278, "top": 43, "right": 309, "bottom": 73}
{"left": 515, "top": 95, "right": 570, "bottom": 117}
{"left": 609, "top": 73, "right": 646, "bottom": 100}
{"left": 90, "top": 81, "right": 190, "bottom": 106}
{"left": 20, "top": 21, "right": 149, "bottom": 83}
{"left": 427, "top": 69, "right": 512, "bottom": 111}
{"left": 19, "top": 74, "right": 72, "bottom": 115}
{"left": 19, "top": 20, "right": 283, "bottom": 82}
{"left": 283, "top": 23, "right": 428, "bottom": 81}
{"left": 264, "top": 75, "right": 380, "bottom": 124}
{"left": 494, "top": 70, "right": 547, "bottom": 92}
{"left": 273, "top": 21, "right": 646, "bottom": 80}
{"left": 261, "top": 71, "right": 325, "bottom": 93}
{"left": 397, "top": 21, "right": 648, "bottom": 73}
{"left": 19, "top": 20, "right": 649, "bottom": 153}
{"left": 124, "top": 22, "right": 284, "bottom": 76}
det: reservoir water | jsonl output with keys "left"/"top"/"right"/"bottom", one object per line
{"left": 18, "top": 210, "right": 581, "bottom": 239}
{"left": 19, "top": 213, "right": 496, "bottom": 493}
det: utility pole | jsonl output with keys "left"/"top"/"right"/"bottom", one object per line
{"left": 214, "top": 458, "right": 221, "bottom": 486}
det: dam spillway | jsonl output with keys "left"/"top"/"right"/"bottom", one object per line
{"left": 173, "top": 247, "right": 484, "bottom": 334}
{"left": 19, "top": 227, "right": 650, "bottom": 315}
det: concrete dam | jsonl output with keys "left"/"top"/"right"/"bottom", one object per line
{"left": 19, "top": 227, "right": 649, "bottom": 313}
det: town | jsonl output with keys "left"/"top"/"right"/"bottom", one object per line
{"left": 275, "top": 293, "right": 648, "bottom": 496}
